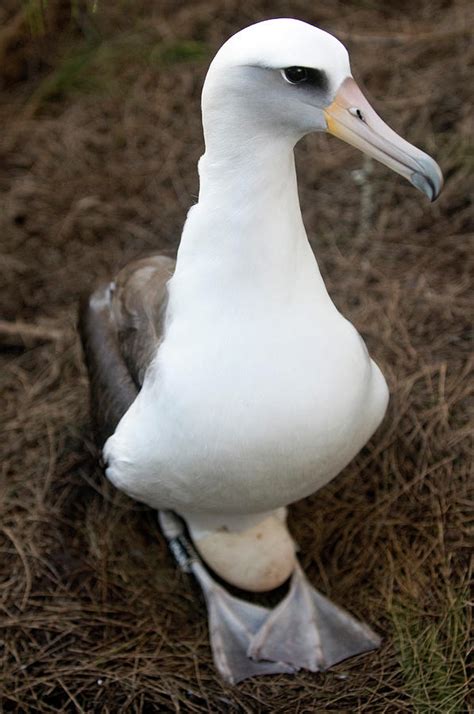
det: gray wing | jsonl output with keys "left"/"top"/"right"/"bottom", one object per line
{"left": 79, "top": 254, "right": 175, "bottom": 448}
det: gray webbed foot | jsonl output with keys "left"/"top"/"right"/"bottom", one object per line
{"left": 192, "top": 561, "right": 297, "bottom": 683}
{"left": 158, "top": 511, "right": 380, "bottom": 684}
{"left": 249, "top": 563, "right": 381, "bottom": 671}
{"left": 158, "top": 510, "right": 296, "bottom": 683}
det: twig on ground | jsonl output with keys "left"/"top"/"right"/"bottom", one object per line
{"left": 0, "top": 319, "right": 65, "bottom": 346}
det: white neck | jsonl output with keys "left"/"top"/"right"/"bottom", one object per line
{"left": 166, "top": 117, "right": 332, "bottom": 323}
{"left": 197, "top": 134, "right": 307, "bottom": 275}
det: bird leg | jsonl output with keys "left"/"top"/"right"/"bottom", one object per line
{"left": 158, "top": 511, "right": 296, "bottom": 684}
{"left": 158, "top": 511, "right": 380, "bottom": 683}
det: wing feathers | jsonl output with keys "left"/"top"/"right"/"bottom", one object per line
{"left": 79, "top": 254, "right": 176, "bottom": 447}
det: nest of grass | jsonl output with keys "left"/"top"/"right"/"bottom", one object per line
{"left": 1, "top": 0, "right": 472, "bottom": 711}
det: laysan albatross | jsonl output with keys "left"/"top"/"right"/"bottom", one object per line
{"left": 80, "top": 19, "right": 443, "bottom": 683}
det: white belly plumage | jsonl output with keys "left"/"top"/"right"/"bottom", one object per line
{"left": 104, "top": 307, "right": 389, "bottom": 516}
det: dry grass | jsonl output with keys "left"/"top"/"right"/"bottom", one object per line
{"left": 1, "top": 0, "right": 472, "bottom": 711}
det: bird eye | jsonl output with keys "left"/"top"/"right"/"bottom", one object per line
{"left": 283, "top": 67, "right": 308, "bottom": 84}
{"left": 282, "top": 67, "right": 328, "bottom": 91}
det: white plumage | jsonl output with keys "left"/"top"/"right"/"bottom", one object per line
{"left": 104, "top": 20, "right": 390, "bottom": 533}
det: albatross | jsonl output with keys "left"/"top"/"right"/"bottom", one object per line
{"left": 80, "top": 18, "right": 443, "bottom": 683}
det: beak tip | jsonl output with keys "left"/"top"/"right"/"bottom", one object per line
{"left": 410, "top": 161, "right": 444, "bottom": 202}
{"left": 430, "top": 170, "right": 444, "bottom": 203}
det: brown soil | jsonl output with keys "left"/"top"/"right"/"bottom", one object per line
{"left": 1, "top": 1, "right": 472, "bottom": 711}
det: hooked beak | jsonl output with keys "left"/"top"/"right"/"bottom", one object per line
{"left": 324, "top": 77, "right": 443, "bottom": 201}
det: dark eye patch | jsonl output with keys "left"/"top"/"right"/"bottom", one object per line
{"left": 283, "top": 66, "right": 328, "bottom": 92}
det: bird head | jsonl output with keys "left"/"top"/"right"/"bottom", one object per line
{"left": 203, "top": 19, "right": 443, "bottom": 201}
